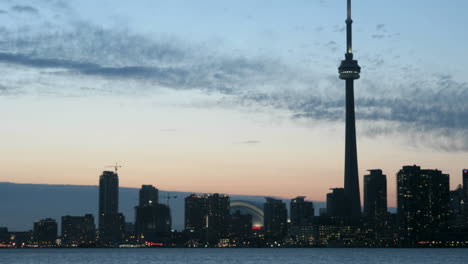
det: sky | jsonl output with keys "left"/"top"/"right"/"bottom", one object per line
{"left": 1, "top": 0, "right": 468, "bottom": 206}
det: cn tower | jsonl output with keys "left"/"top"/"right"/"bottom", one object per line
{"left": 338, "top": 0, "right": 361, "bottom": 219}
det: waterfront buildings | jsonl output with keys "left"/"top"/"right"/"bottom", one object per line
{"left": 326, "top": 188, "right": 346, "bottom": 218}
{"left": 61, "top": 214, "right": 96, "bottom": 247}
{"left": 33, "top": 218, "right": 57, "bottom": 246}
{"left": 397, "top": 165, "right": 450, "bottom": 244}
{"left": 363, "top": 169, "right": 387, "bottom": 221}
{"left": 98, "top": 170, "right": 123, "bottom": 244}
{"left": 184, "top": 193, "right": 230, "bottom": 244}
{"left": 135, "top": 185, "right": 172, "bottom": 243}
{"left": 290, "top": 196, "right": 314, "bottom": 226}
{"left": 263, "top": 198, "right": 288, "bottom": 242}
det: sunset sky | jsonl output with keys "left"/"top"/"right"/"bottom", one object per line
{"left": 1, "top": 0, "right": 468, "bottom": 206}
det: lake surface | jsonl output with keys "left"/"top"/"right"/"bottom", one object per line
{"left": 1, "top": 248, "right": 468, "bottom": 264}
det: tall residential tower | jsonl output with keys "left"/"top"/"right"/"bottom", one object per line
{"left": 98, "top": 170, "right": 122, "bottom": 244}
{"left": 338, "top": 0, "right": 361, "bottom": 219}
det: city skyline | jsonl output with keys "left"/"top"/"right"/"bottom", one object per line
{"left": 1, "top": 0, "right": 468, "bottom": 204}
{"left": 2, "top": 161, "right": 468, "bottom": 248}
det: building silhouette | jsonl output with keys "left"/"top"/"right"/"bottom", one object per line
{"left": 230, "top": 210, "right": 253, "bottom": 242}
{"left": 263, "top": 198, "right": 288, "bottom": 242}
{"left": 449, "top": 185, "right": 466, "bottom": 228}
{"left": 185, "top": 194, "right": 208, "bottom": 233}
{"left": 135, "top": 185, "right": 171, "bottom": 243}
{"left": 363, "top": 169, "right": 387, "bottom": 221}
{"left": 338, "top": 0, "right": 362, "bottom": 219}
{"left": 397, "top": 165, "right": 450, "bottom": 244}
{"left": 463, "top": 169, "right": 468, "bottom": 198}
{"left": 326, "top": 188, "right": 346, "bottom": 218}
{"left": 206, "top": 193, "right": 230, "bottom": 242}
{"left": 33, "top": 218, "right": 57, "bottom": 246}
{"left": 9, "top": 231, "right": 33, "bottom": 246}
{"left": 139, "top": 185, "right": 159, "bottom": 206}
{"left": 61, "top": 214, "right": 96, "bottom": 247}
{"left": 0, "top": 227, "right": 9, "bottom": 243}
{"left": 98, "top": 170, "right": 122, "bottom": 244}
{"left": 288, "top": 197, "right": 315, "bottom": 246}
{"left": 290, "top": 196, "right": 314, "bottom": 226}
{"left": 184, "top": 194, "right": 230, "bottom": 243}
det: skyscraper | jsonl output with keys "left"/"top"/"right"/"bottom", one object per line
{"left": 185, "top": 194, "right": 208, "bottom": 232}
{"left": 463, "top": 169, "right": 468, "bottom": 198}
{"left": 206, "top": 193, "right": 231, "bottom": 241}
{"left": 338, "top": 0, "right": 361, "bottom": 219}
{"left": 135, "top": 185, "right": 171, "bottom": 242}
{"left": 230, "top": 210, "right": 253, "bottom": 242}
{"left": 326, "top": 188, "right": 346, "bottom": 218}
{"left": 397, "top": 165, "right": 450, "bottom": 243}
{"left": 98, "top": 170, "right": 121, "bottom": 244}
{"left": 290, "top": 196, "right": 314, "bottom": 226}
{"left": 449, "top": 185, "right": 465, "bottom": 227}
{"left": 363, "top": 170, "right": 387, "bottom": 221}
{"left": 184, "top": 194, "right": 230, "bottom": 243}
{"left": 263, "top": 198, "right": 288, "bottom": 242}
{"left": 139, "top": 185, "right": 159, "bottom": 206}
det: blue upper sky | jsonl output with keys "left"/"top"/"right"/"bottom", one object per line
{"left": 0, "top": 0, "right": 467, "bottom": 201}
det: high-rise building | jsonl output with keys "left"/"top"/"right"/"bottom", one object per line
{"left": 397, "top": 165, "right": 450, "bottom": 243}
{"left": 263, "top": 198, "right": 288, "bottom": 241}
{"left": 139, "top": 185, "right": 159, "bottom": 206}
{"left": 338, "top": 0, "right": 362, "bottom": 219}
{"left": 326, "top": 188, "right": 346, "bottom": 218}
{"left": 185, "top": 194, "right": 209, "bottom": 232}
{"left": 33, "top": 218, "right": 57, "bottom": 246}
{"left": 230, "top": 210, "right": 253, "bottom": 242}
{"left": 61, "top": 214, "right": 96, "bottom": 247}
{"left": 449, "top": 185, "right": 466, "bottom": 228}
{"left": 184, "top": 194, "right": 230, "bottom": 243}
{"left": 290, "top": 196, "right": 314, "bottom": 226}
{"left": 206, "top": 193, "right": 230, "bottom": 241}
{"left": 363, "top": 170, "right": 387, "bottom": 221}
{"left": 98, "top": 170, "right": 121, "bottom": 244}
{"left": 463, "top": 169, "right": 468, "bottom": 198}
{"left": 135, "top": 185, "right": 171, "bottom": 243}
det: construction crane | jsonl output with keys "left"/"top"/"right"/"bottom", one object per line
{"left": 164, "top": 193, "right": 178, "bottom": 206}
{"left": 105, "top": 162, "right": 122, "bottom": 173}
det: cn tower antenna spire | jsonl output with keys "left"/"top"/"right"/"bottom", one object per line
{"left": 346, "top": 0, "right": 353, "bottom": 54}
{"left": 348, "top": 0, "right": 352, "bottom": 19}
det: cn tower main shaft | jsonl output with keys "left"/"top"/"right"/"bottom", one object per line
{"left": 338, "top": 0, "right": 361, "bottom": 219}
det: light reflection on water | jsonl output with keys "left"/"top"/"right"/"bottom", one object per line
{"left": 1, "top": 248, "right": 468, "bottom": 264}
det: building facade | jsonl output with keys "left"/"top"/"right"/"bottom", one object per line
{"left": 363, "top": 169, "right": 387, "bottom": 221}
{"left": 34, "top": 218, "right": 57, "bottom": 246}
{"left": 98, "top": 171, "right": 122, "bottom": 244}
{"left": 397, "top": 165, "right": 450, "bottom": 244}
{"left": 61, "top": 214, "right": 95, "bottom": 247}
{"left": 326, "top": 188, "right": 346, "bottom": 218}
{"left": 139, "top": 185, "right": 159, "bottom": 206}
{"left": 263, "top": 198, "right": 288, "bottom": 242}
{"left": 463, "top": 169, "right": 468, "bottom": 198}
{"left": 290, "top": 196, "right": 314, "bottom": 226}
{"left": 184, "top": 194, "right": 230, "bottom": 244}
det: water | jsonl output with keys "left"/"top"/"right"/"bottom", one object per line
{"left": 1, "top": 248, "right": 468, "bottom": 264}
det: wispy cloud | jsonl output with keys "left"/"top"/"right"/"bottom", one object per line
{"left": 0, "top": 2, "right": 467, "bottom": 151}
{"left": 11, "top": 5, "right": 39, "bottom": 14}
{"left": 240, "top": 140, "right": 261, "bottom": 144}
